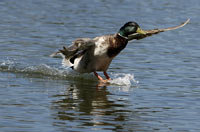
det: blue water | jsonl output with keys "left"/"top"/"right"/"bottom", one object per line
{"left": 0, "top": 0, "right": 200, "bottom": 132}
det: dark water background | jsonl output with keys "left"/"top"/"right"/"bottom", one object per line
{"left": 0, "top": 0, "right": 200, "bottom": 132}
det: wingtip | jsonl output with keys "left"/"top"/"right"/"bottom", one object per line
{"left": 49, "top": 51, "right": 60, "bottom": 57}
{"left": 178, "top": 18, "right": 190, "bottom": 28}
{"left": 184, "top": 18, "right": 190, "bottom": 24}
{"left": 49, "top": 52, "right": 57, "bottom": 57}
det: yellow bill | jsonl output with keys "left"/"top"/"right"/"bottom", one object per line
{"left": 136, "top": 27, "right": 147, "bottom": 34}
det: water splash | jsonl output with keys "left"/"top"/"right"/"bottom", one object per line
{"left": 109, "top": 73, "right": 139, "bottom": 86}
{"left": 0, "top": 60, "right": 95, "bottom": 81}
{"left": 0, "top": 60, "right": 139, "bottom": 86}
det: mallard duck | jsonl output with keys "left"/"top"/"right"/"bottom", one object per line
{"left": 51, "top": 19, "right": 190, "bottom": 82}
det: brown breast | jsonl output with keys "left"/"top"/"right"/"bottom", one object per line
{"left": 107, "top": 34, "right": 128, "bottom": 58}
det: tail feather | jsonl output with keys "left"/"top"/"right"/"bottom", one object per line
{"left": 50, "top": 46, "right": 77, "bottom": 67}
{"left": 50, "top": 38, "right": 94, "bottom": 67}
{"left": 62, "top": 58, "right": 74, "bottom": 67}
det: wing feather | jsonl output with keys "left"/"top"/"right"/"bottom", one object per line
{"left": 50, "top": 38, "right": 95, "bottom": 58}
{"left": 128, "top": 19, "right": 190, "bottom": 41}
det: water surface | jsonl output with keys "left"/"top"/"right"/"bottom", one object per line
{"left": 0, "top": 0, "right": 200, "bottom": 132}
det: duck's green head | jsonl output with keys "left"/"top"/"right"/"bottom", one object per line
{"left": 118, "top": 21, "right": 146, "bottom": 38}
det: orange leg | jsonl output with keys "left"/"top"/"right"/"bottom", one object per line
{"left": 104, "top": 72, "right": 111, "bottom": 80}
{"left": 94, "top": 71, "right": 104, "bottom": 81}
{"left": 93, "top": 71, "right": 110, "bottom": 83}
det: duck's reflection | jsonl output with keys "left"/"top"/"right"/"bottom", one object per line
{"left": 51, "top": 81, "right": 136, "bottom": 131}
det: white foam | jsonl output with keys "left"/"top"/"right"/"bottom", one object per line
{"left": 109, "top": 73, "right": 139, "bottom": 86}
{"left": 0, "top": 60, "right": 17, "bottom": 71}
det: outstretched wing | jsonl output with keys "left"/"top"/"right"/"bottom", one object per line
{"left": 128, "top": 19, "right": 190, "bottom": 41}
{"left": 50, "top": 38, "right": 95, "bottom": 58}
